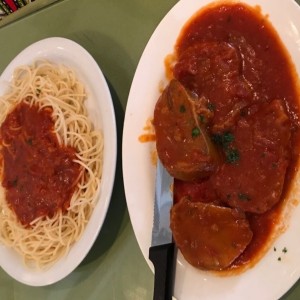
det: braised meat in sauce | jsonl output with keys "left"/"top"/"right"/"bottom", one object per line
{"left": 153, "top": 79, "right": 219, "bottom": 181}
{"left": 171, "top": 199, "right": 253, "bottom": 270}
{"left": 174, "top": 41, "right": 254, "bottom": 133}
{"left": 153, "top": 2, "right": 300, "bottom": 272}
{"left": 212, "top": 99, "right": 291, "bottom": 214}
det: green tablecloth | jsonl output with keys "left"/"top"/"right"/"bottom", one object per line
{"left": 0, "top": 1, "right": 299, "bottom": 299}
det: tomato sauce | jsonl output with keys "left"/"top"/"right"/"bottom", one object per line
{"left": 0, "top": 102, "right": 81, "bottom": 227}
{"left": 170, "top": 3, "right": 300, "bottom": 271}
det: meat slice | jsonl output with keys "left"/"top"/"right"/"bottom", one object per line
{"left": 171, "top": 198, "right": 253, "bottom": 270}
{"left": 153, "top": 79, "right": 219, "bottom": 181}
{"left": 173, "top": 41, "right": 254, "bottom": 132}
{"left": 212, "top": 99, "right": 291, "bottom": 213}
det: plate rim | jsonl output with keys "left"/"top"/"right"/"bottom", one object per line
{"left": 122, "top": 0, "right": 300, "bottom": 299}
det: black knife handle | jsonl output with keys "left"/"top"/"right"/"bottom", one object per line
{"left": 149, "top": 242, "right": 175, "bottom": 300}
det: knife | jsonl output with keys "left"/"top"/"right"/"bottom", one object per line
{"left": 149, "top": 159, "right": 176, "bottom": 300}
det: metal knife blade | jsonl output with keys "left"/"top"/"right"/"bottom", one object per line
{"left": 149, "top": 159, "right": 175, "bottom": 300}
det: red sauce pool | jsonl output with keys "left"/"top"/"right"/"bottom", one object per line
{"left": 0, "top": 101, "right": 81, "bottom": 227}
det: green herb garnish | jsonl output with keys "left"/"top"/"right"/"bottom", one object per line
{"left": 212, "top": 131, "right": 235, "bottom": 147}
{"left": 261, "top": 152, "right": 267, "bottom": 158}
{"left": 179, "top": 104, "right": 186, "bottom": 113}
{"left": 207, "top": 102, "right": 215, "bottom": 111}
{"left": 192, "top": 127, "right": 201, "bottom": 138}
{"left": 222, "top": 132, "right": 235, "bottom": 145}
{"left": 212, "top": 131, "right": 239, "bottom": 164}
{"left": 12, "top": 178, "right": 18, "bottom": 187}
{"left": 199, "top": 114, "right": 206, "bottom": 124}
{"left": 26, "top": 138, "right": 33, "bottom": 146}
{"left": 225, "top": 148, "right": 240, "bottom": 164}
{"left": 282, "top": 247, "right": 288, "bottom": 253}
{"left": 238, "top": 193, "right": 251, "bottom": 201}
{"left": 240, "top": 108, "right": 248, "bottom": 117}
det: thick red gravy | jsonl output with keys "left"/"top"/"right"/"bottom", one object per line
{"left": 0, "top": 102, "right": 81, "bottom": 227}
{"left": 163, "top": 2, "right": 300, "bottom": 272}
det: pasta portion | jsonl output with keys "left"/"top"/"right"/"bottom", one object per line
{"left": 0, "top": 60, "right": 103, "bottom": 268}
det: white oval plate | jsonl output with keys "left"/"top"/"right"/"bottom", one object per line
{"left": 0, "top": 37, "right": 117, "bottom": 286}
{"left": 122, "top": 0, "right": 300, "bottom": 299}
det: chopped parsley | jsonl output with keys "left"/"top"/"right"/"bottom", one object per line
{"left": 12, "top": 178, "right": 18, "bottom": 187}
{"left": 26, "top": 138, "right": 33, "bottom": 146}
{"left": 222, "top": 132, "right": 235, "bottom": 144}
{"left": 212, "top": 131, "right": 235, "bottom": 147}
{"left": 179, "top": 104, "right": 186, "bottom": 113}
{"left": 282, "top": 247, "right": 288, "bottom": 253}
{"left": 36, "top": 88, "right": 41, "bottom": 96}
{"left": 261, "top": 152, "right": 267, "bottom": 158}
{"left": 212, "top": 131, "right": 240, "bottom": 164}
{"left": 199, "top": 114, "right": 206, "bottom": 124}
{"left": 240, "top": 107, "right": 248, "bottom": 117}
{"left": 278, "top": 257, "right": 282, "bottom": 261}
{"left": 192, "top": 127, "right": 201, "bottom": 138}
{"left": 225, "top": 148, "right": 240, "bottom": 164}
{"left": 238, "top": 193, "right": 251, "bottom": 201}
{"left": 207, "top": 102, "right": 215, "bottom": 111}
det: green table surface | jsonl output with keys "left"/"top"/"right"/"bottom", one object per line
{"left": 0, "top": 0, "right": 300, "bottom": 299}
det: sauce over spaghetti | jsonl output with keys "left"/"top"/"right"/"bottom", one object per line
{"left": 0, "top": 102, "right": 81, "bottom": 226}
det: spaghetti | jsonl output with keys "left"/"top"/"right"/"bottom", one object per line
{"left": 0, "top": 60, "right": 103, "bottom": 268}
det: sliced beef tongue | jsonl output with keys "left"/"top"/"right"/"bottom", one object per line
{"left": 173, "top": 41, "right": 255, "bottom": 133}
{"left": 153, "top": 79, "right": 219, "bottom": 181}
{"left": 212, "top": 99, "right": 291, "bottom": 214}
{"left": 171, "top": 198, "right": 253, "bottom": 270}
